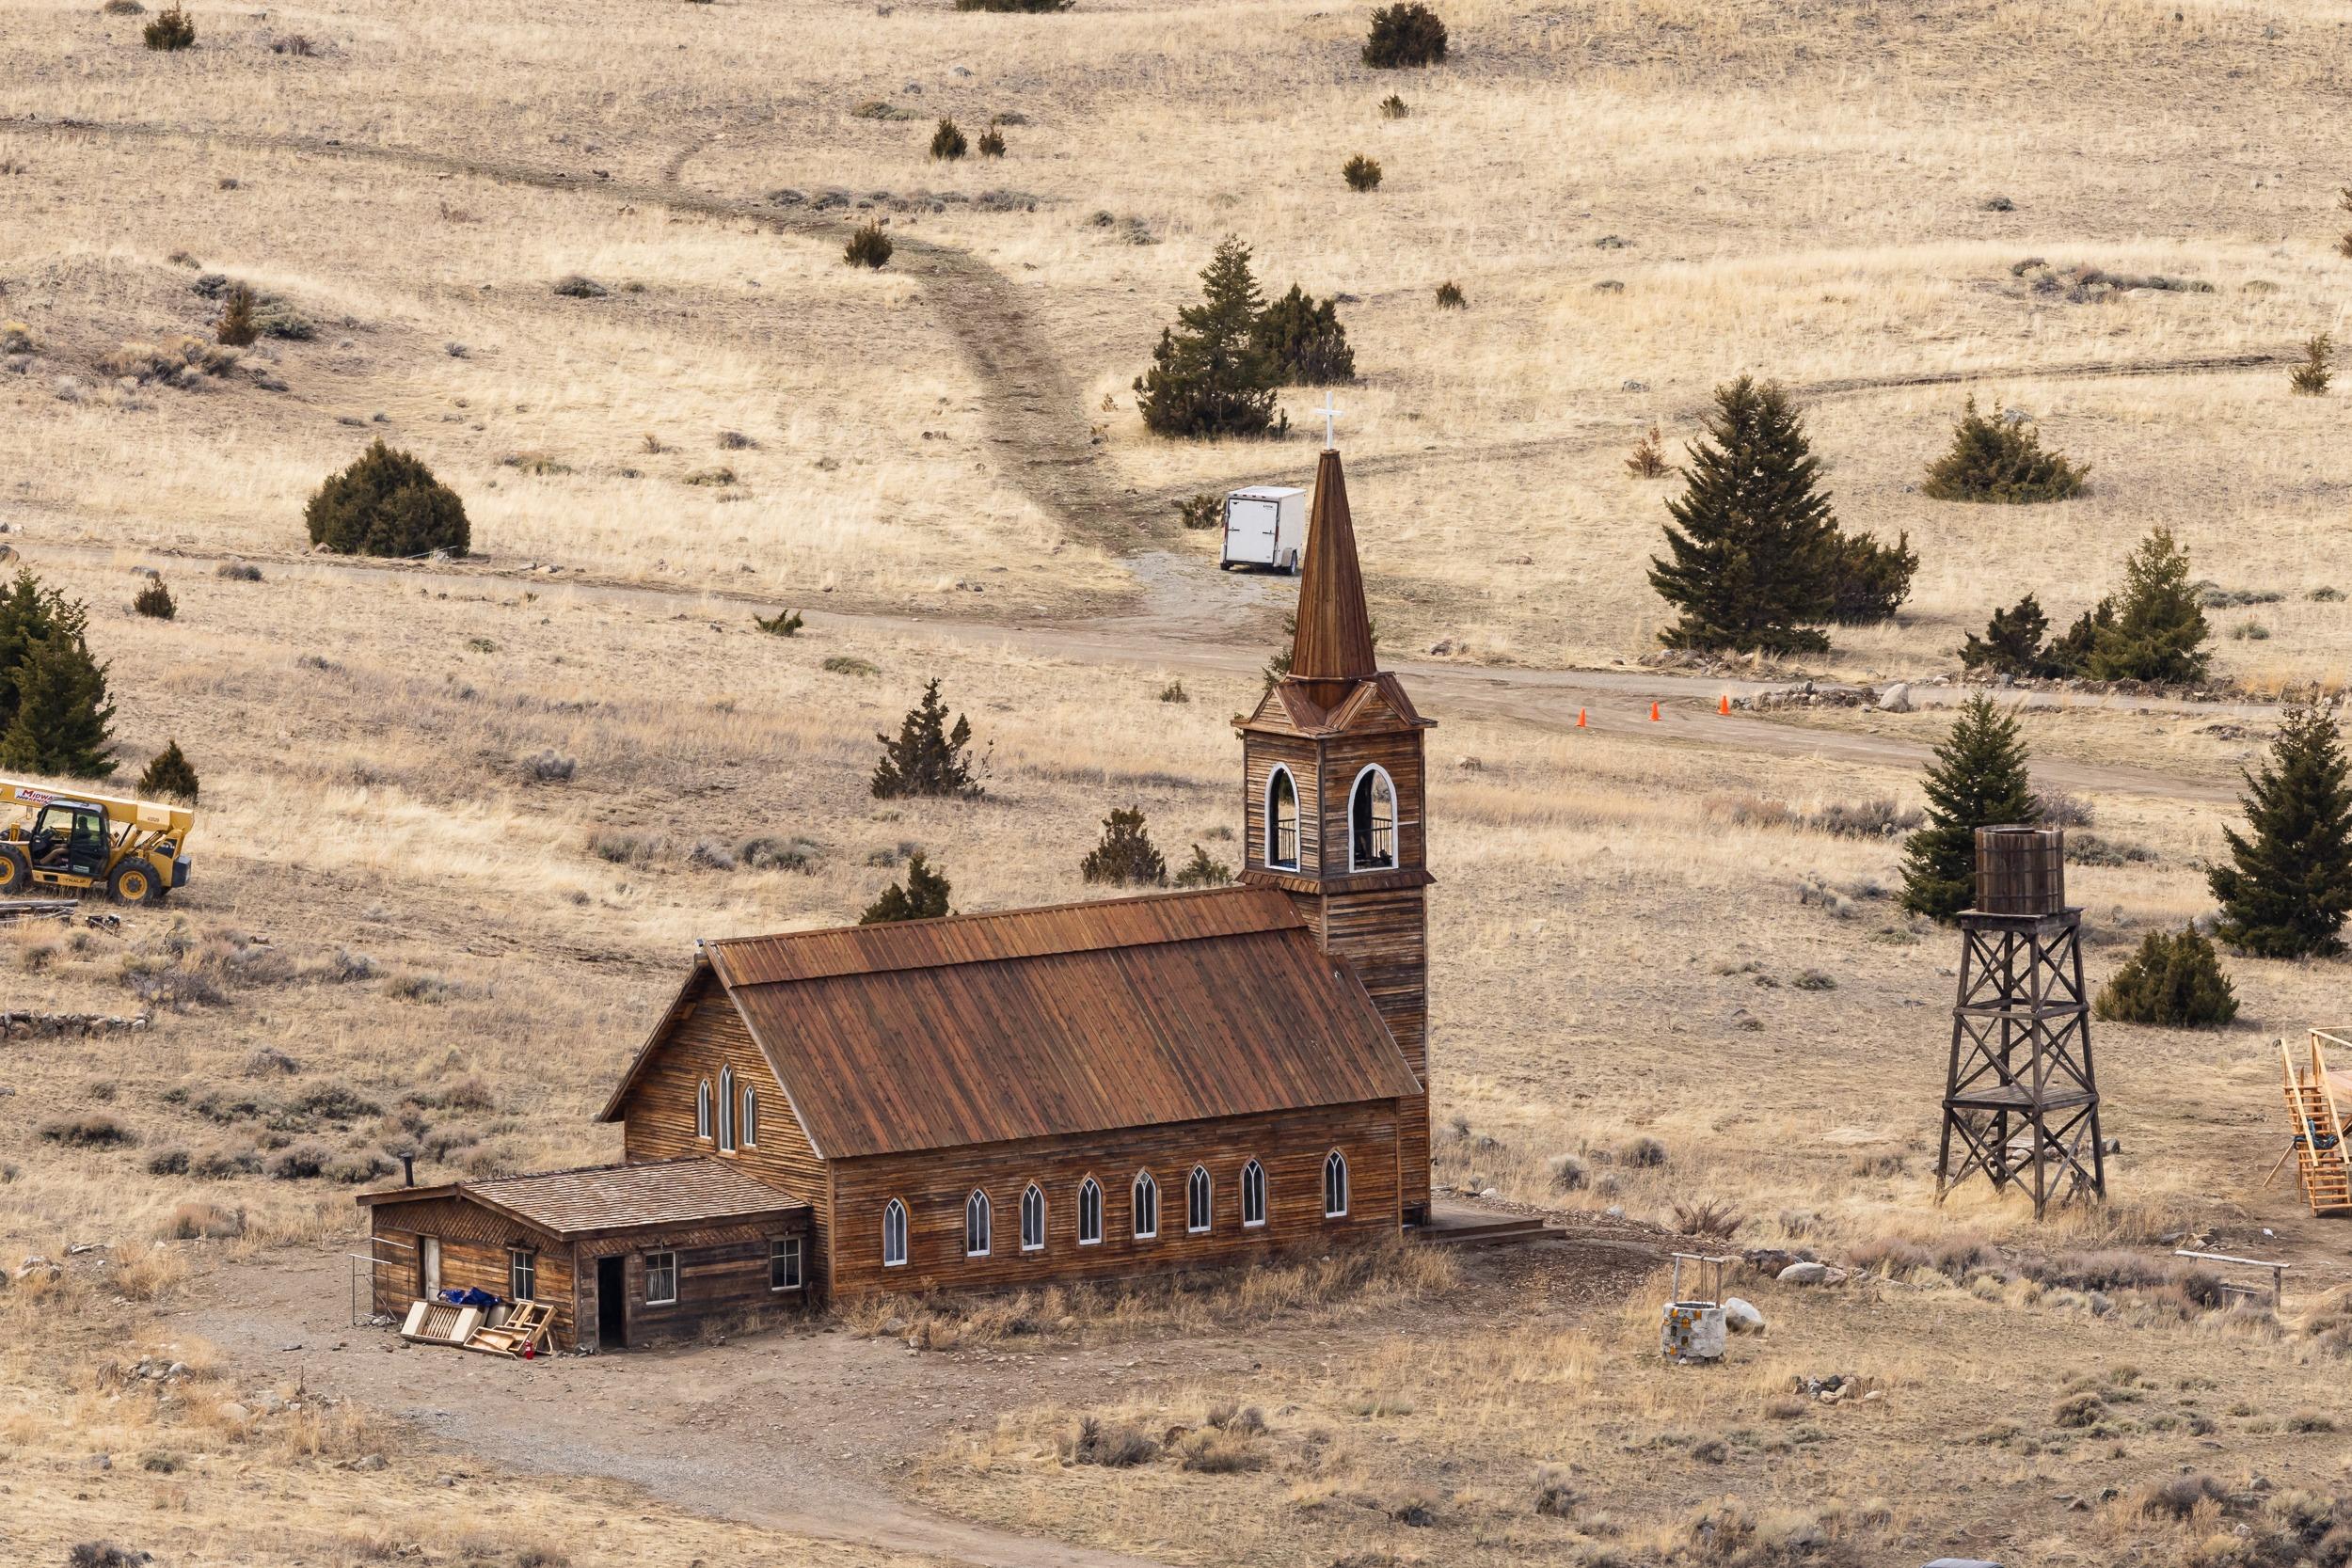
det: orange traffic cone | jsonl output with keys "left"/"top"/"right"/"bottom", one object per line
{"left": 1719, "top": 693, "right": 1732, "bottom": 716}
{"left": 1577, "top": 707, "right": 1587, "bottom": 728}
{"left": 1649, "top": 702, "right": 1661, "bottom": 722}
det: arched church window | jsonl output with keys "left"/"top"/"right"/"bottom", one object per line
{"left": 1350, "top": 767, "right": 1396, "bottom": 870}
{"left": 1267, "top": 767, "right": 1300, "bottom": 870}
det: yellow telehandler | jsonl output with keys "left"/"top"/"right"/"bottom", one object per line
{"left": 0, "top": 779, "right": 193, "bottom": 904}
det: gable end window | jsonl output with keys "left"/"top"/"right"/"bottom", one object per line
{"left": 1266, "top": 766, "right": 1300, "bottom": 870}
{"left": 1186, "top": 1164, "right": 1213, "bottom": 1235}
{"left": 1323, "top": 1150, "right": 1350, "bottom": 1219}
{"left": 965, "top": 1190, "right": 993, "bottom": 1258}
{"left": 695, "top": 1080, "right": 711, "bottom": 1141}
{"left": 770, "top": 1238, "right": 803, "bottom": 1291}
{"left": 1132, "top": 1171, "right": 1160, "bottom": 1240}
{"left": 717, "top": 1067, "right": 736, "bottom": 1152}
{"left": 1021, "top": 1182, "right": 1046, "bottom": 1253}
{"left": 882, "top": 1199, "right": 909, "bottom": 1267}
{"left": 740, "top": 1086, "right": 758, "bottom": 1148}
{"left": 1241, "top": 1159, "right": 1268, "bottom": 1228}
{"left": 1076, "top": 1178, "right": 1104, "bottom": 1246}
{"left": 644, "top": 1249, "right": 678, "bottom": 1306}
{"left": 508, "top": 1247, "right": 536, "bottom": 1303}
{"left": 1349, "top": 766, "right": 1397, "bottom": 871}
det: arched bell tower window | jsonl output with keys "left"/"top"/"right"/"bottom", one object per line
{"left": 1266, "top": 766, "right": 1300, "bottom": 870}
{"left": 1349, "top": 766, "right": 1396, "bottom": 871}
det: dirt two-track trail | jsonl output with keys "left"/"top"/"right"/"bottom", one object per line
{"left": 8, "top": 104, "right": 2277, "bottom": 807}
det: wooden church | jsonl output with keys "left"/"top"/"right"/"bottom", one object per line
{"left": 363, "top": 446, "right": 1435, "bottom": 1348}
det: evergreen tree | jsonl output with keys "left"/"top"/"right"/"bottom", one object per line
{"left": 1134, "top": 238, "right": 1283, "bottom": 439}
{"left": 1898, "top": 695, "right": 2039, "bottom": 921}
{"left": 2087, "top": 528, "right": 2210, "bottom": 684}
{"left": 1648, "top": 377, "right": 1841, "bottom": 656}
{"left": 1170, "top": 843, "right": 1232, "bottom": 887}
{"left": 133, "top": 578, "right": 177, "bottom": 620}
{"left": 870, "top": 678, "right": 984, "bottom": 800}
{"left": 2045, "top": 597, "right": 2114, "bottom": 678}
{"left": 1362, "top": 0, "right": 1446, "bottom": 66}
{"left": 0, "top": 568, "right": 62, "bottom": 736}
{"left": 1080, "top": 806, "right": 1168, "bottom": 886}
{"left": 1960, "top": 594, "right": 2054, "bottom": 676}
{"left": 2093, "top": 926, "right": 2238, "bottom": 1027}
{"left": 858, "top": 851, "right": 952, "bottom": 924}
{"left": 2209, "top": 704, "right": 2352, "bottom": 958}
{"left": 1920, "top": 399, "right": 2087, "bottom": 503}
{"left": 1824, "top": 530, "right": 1917, "bottom": 626}
{"left": 138, "top": 738, "right": 200, "bottom": 803}
{"left": 305, "top": 439, "right": 469, "bottom": 558}
{"left": 1250, "top": 284, "right": 1355, "bottom": 386}
{"left": 0, "top": 610, "right": 116, "bottom": 780}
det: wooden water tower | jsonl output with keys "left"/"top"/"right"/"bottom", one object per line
{"left": 1934, "top": 825, "right": 2106, "bottom": 1217}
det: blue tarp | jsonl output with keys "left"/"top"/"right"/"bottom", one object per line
{"left": 437, "top": 1287, "right": 498, "bottom": 1308}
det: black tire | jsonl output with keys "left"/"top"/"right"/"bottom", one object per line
{"left": 0, "top": 845, "right": 27, "bottom": 896}
{"left": 107, "top": 859, "right": 163, "bottom": 906}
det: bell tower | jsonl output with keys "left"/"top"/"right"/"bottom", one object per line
{"left": 1235, "top": 444, "right": 1436, "bottom": 1223}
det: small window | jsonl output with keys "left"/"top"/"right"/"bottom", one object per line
{"left": 740, "top": 1086, "right": 758, "bottom": 1148}
{"left": 508, "top": 1247, "right": 536, "bottom": 1303}
{"left": 1133, "top": 1171, "right": 1159, "bottom": 1240}
{"left": 1186, "top": 1165, "right": 1213, "bottom": 1235}
{"left": 1267, "top": 766, "right": 1300, "bottom": 870}
{"left": 695, "top": 1080, "right": 711, "bottom": 1140}
{"left": 1021, "top": 1182, "right": 1045, "bottom": 1253}
{"left": 1241, "top": 1159, "right": 1267, "bottom": 1228}
{"left": 1323, "top": 1150, "right": 1349, "bottom": 1219}
{"left": 717, "top": 1066, "right": 736, "bottom": 1152}
{"left": 882, "top": 1199, "right": 908, "bottom": 1268}
{"left": 770, "top": 1237, "right": 803, "bottom": 1291}
{"left": 1076, "top": 1178, "right": 1104, "bottom": 1246}
{"left": 965, "top": 1190, "right": 993, "bottom": 1258}
{"left": 1350, "top": 767, "right": 1397, "bottom": 871}
{"left": 644, "top": 1249, "right": 678, "bottom": 1306}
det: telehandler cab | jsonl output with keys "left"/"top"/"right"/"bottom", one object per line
{"left": 0, "top": 779, "right": 193, "bottom": 904}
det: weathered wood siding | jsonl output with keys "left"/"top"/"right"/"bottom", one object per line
{"left": 1244, "top": 736, "right": 1324, "bottom": 874}
{"left": 1325, "top": 885, "right": 1430, "bottom": 1214}
{"left": 618, "top": 968, "right": 832, "bottom": 1288}
{"left": 367, "top": 1196, "right": 580, "bottom": 1345}
{"left": 825, "top": 1101, "right": 1403, "bottom": 1297}
{"left": 574, "top": 1221, "right": 811, "bottom": 1350}
{"left": 1246, "top": 721, "right": 1433, "bottom": 1217}
{"left": 1310, "top": 730, "right": 1426, "bottom": 879}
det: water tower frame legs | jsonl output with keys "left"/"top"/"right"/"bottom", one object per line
{"left": 1935, "top": 908, "right": 2106, "bottom": 1218}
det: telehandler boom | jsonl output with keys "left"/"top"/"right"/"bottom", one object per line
{"left": 0, "top": 779, "right": 193, "bottom": 904}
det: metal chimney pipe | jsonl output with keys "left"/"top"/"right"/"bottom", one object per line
{"left": 401, "top": 1153, "right": 416, "bottom": 1188}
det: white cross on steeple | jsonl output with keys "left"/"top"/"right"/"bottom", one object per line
{"left": 1311, "top": 391, "right": 1344, "bottom": 450}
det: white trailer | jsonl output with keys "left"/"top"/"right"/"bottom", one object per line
{"left": 1218, "top": 486, "right": 1307, "bottom": 573}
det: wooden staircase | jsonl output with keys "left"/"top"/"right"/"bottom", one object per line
{"left": 2280, "top": 1033, "right": 2352, "bottom": 1216}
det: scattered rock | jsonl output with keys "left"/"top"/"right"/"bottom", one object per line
{"left": 1723, "top": 1297, "right": 1766, "bottom": 1335}
{"left": 1777, "top": 1260, "right": 1832, "bottom": 1285}
{"left": 215, "top": 1401, "right": 250, "bottom": 1424}
{"left": 1877, "top": 682, "right": 1912, "bottom": 713}
{"left": 348, "top": 1452, "right": 388, "bottom": 1472}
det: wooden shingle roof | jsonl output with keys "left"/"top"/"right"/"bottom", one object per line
{"left": 610, "top": 886, "right": 1422, "bottom": 1160}
{"left": 359, "top": 1159, "right": 804, "bottom": 1239}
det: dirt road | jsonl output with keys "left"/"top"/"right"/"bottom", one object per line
{"left": 181, "top": 1247, "right": 1178, "bottom": 1568}
{"left": 24, "top": 531, "right": 2257, "bottom": 807}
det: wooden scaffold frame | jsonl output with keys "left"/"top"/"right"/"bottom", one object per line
{"left": 1936, "top": 905, "right": 2106, "bottom": 1218}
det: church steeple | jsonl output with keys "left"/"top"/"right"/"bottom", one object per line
{"left": 1235, "top": 436, "right": 1437, "bottom": 1224}
{"left": 1289, "top": 448, "right": 1378, "bottom": 692}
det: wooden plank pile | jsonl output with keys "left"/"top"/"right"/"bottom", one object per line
{"left": 397, "top": 1298, "right": 555, "bottom": 1358}
{"left": 0, "top": 899, "right": 77, "bottom": 924}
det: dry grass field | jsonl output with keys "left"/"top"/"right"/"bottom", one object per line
{"left": 9, "top": 0, "right": 2352, "bottom": 1562}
